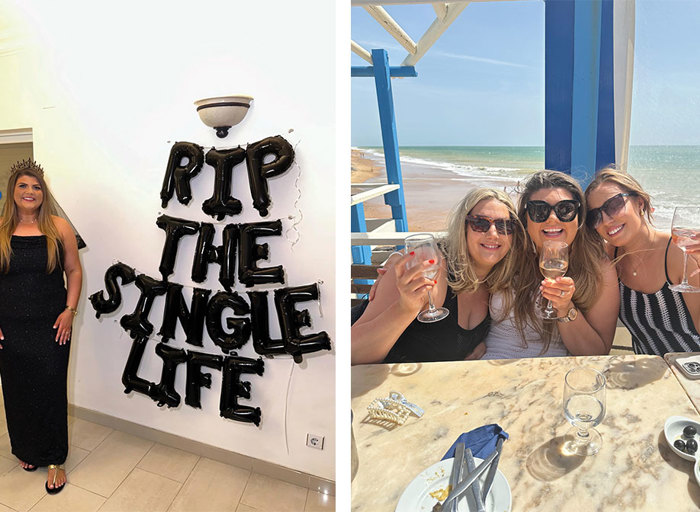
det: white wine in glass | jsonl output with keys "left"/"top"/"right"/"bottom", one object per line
{"left": 536, "top": 240, "right": 569, "bottom": 319}
{"left": 670, "top": 206, "right": 700, "bottom": 293}
{"left": 404, "top": 233, "right": 449, "bottom": 323}
{"left": 563, "top": 367, "right": 606, "bottom": 456}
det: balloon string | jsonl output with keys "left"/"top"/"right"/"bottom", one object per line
{"left": 285, "top": 139, "right": 303, "bottom": 251}
{"left": 284, "top": 360, "right": 294, "bottom": 455}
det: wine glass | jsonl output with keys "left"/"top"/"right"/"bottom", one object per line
{"left": 404, "top": 233, "right": 449, "bottom": 323}
{"left": 563, "top": 367, "right": 606, "bottom": 456}
{"left": 669, "top": 206, "right": 700, "bottom": 293}
{"left": 535, "top": 240, "right": 569, "bottom": 319}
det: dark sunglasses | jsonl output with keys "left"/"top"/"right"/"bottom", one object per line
{"left": 526, "top": 200, "right": 580, "bottom": 223}
{"left": 465, "top": 215, "right": 514, "bottom": 235}
{"left": 586, "top": 193, "right": 635, "bottom": 228}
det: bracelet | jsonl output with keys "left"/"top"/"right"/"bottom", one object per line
{"left": 65, "top": 306, "right": 78, "bottom": 316}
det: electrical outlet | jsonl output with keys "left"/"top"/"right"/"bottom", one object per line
{"left": 306, "top": 433, "right": 324, "bottom": 450}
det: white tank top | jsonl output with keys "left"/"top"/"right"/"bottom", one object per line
{"left": 483, "top": 292, "right": 570, "bottom": 359}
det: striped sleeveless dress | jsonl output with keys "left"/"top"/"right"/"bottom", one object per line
{"left": 617, "top": 239, "right": 700, "bottom": 355}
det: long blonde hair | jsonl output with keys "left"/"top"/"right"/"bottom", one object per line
{"left": 507, "top": 171, "right": 606, "bottom": 352}
{"left": 442, "top": 188, "right": 525, "bottom": 295}
{"left": 0, "top": 163, "right": 61, "bottom": 273}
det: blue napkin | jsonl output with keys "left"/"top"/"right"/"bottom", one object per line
{"left": 441, "top": 424, "right": 509, "bottom": 461}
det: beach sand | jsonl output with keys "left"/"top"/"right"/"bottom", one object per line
{"left": 351, "top": 149, "right": 512, "bottom": 232}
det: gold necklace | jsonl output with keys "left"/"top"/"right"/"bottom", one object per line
{"left": 623, "top": 231, "right": 657, "bottom": 278}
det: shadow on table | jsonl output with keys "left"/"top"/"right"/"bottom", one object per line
{"left": 657, "top": 430, "right": 700, "bottom": 507}
{"left": 351, "top": 364, "right": 391, "bottom": 398}
{"left": 526, "top": 436, "right": 585, "bottom": 481}
{"left": 604, "top": 357, "right": 668, "bottom": 390}
{"left": 352, "top": 363, "right": 424, "bottom": 399}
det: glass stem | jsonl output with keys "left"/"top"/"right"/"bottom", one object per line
{"left": 680, "top": 248, "right": 690, "bottom": 286}
{"left": 426, "top": 290, "right": 436, "bottom": 312}
{"left": 576, "top": 428, "right": 590, "bottom": 443}
{"left": 546, "top": 298, "right": 554, "bottom": 314}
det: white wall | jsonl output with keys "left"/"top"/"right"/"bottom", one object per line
{"left": 0, "top": 0, "right": 336, "bottom": 480}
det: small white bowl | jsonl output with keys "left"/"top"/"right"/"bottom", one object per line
{"left": 664, "top": 415, "right": 700, "bottom": 462}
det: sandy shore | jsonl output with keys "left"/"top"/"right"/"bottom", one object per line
{"left": 351, "top": 149, "right": 513, "bottom": 232}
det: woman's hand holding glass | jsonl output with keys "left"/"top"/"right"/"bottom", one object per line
{"left": 540, "top": 276, "right": 576, "bottom": 316}
{"left": 536, "top": 240, "right": 570, "bottom": 319}
{"left": 403, "top": 233, "right": 449, "bottom": 322}
{"left": 393, "top": 251, "right": 439, "bottom": 316}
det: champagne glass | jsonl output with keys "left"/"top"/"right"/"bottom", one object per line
{"left": 669, "top": 206, "right": 700, "bottom": 293}
{"left": 536, "top": 240, "right": 569, "bottom": 319}
{"left": 563, "top": 367, "right": 606, "bottom": 456}
{"left": 404, "top": 233, "right": 449, "bottom": 323}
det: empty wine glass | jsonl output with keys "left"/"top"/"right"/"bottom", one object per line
{"left": 669, "top": 206, "right": 700, "bottom": 293}
{"left": 535, "top": 240, "right": 569, "bottom": 319}
{"left": 563, "top": 367, "right": 606, "bottom": 456}
{"left": 404, "top": 233, "right": 449, "bottom": 323}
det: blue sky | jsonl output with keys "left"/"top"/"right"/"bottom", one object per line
{"left": 351, "top": 0, "right": 700, "bottom": 147}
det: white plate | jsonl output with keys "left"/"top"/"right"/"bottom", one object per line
{"left": 395, "top": 457, "right": 511, "bottom": 512}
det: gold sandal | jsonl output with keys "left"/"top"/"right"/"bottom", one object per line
{"left": 45, "top": 464, "right": 66, "bottom": 495}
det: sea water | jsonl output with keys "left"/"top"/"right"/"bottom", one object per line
{"left": 357, "top": 145, "right": 700, "bottom": 231}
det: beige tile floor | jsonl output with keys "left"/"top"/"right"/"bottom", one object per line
{"left": 0, "top": 413, "right": 335, "bottom": 512}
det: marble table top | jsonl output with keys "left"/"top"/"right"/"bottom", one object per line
{"left": 665, "top": 352, "right": 700, "bottom": 413}
{"left": 351, "top": 355, "right": 700, "bottom": 512}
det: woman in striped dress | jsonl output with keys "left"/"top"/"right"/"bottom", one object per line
{"left": 585, "top": 170, "right": 700, "bottom": 355}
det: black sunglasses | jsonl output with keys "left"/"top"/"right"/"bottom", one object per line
{"left": 525, "top": 200, "right": 580, "bottom": 223}
{"left": 466, "top": 215, "right": 514, "bottom": 235}
{"left": 586, "top": 193, "right": 635, "bottom": 228}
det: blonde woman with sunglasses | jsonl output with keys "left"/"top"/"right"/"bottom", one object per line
{"left": 585, "top": 169, "right": 700, "bottom": 355}
{"left": 482, "top": 171, "right": 619, "bottom": 359}
{"left": 351, "top": 188, "right": 525, "bottom": 365}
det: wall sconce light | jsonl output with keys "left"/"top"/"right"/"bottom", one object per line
{"left": 194, "top": 95, "right": 253, "bottom": 138}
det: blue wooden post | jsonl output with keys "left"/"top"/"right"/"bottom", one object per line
{"left": 545, "top": 0, "right": 615, "bottom": 189}
{"left": 372, "top": 49, "right": 408, "bottom": 232}
{"left": 351, "top": 203, "right": 371, "bottom": 263}
{"left": 570, "top": 0, "right": 603, "bottom": 186}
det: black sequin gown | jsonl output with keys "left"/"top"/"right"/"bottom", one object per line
{"left": 0, "top": 235, "right": 69, "bottom": 466}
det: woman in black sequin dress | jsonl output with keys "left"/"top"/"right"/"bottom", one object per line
{"left": 0, "top": 159, "right": 82, "bottom": 495}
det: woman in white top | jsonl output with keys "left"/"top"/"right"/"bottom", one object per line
{"left": 483, "top": 171, "right": 619, "bottom": 359}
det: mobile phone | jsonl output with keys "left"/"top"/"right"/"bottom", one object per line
{"left": 674, "top": 355, "right": 700, "bottom": 380}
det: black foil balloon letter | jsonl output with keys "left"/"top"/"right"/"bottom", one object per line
{"left": 185, "top": 351, "right": 223, "bottom": 409}
{"left": 219, "top": 224, "right": 239, "bottom": 291}
{"left": 158, "top": 284, "right": 211, "bottom": 346}
{"left": 220, "top": 355, "right": 264, "bottom": 426}
{"left": 190, "top": 223, "right": 238, "bottom": 292}
{"left": 120, "top": 274, "right": 168, "bottom": 339}
{"left": 247, "top": 291, "right": 286, "bottom": 358}
{"left": 156, "top": 215, "right": 200, "bottom": 281}
{"left": 89, "top": 262, "right": 136, "bottom": 318}
{"left": 202, "top": 147, "right": 246, "bottom": 220}
{"left": 160, "top": 141, "right": 204, "bottom": 207}
{"left": 205, "top": 291, "right": 251, "bottom": 353}
{"left": 191, "top": 222, "right": 218, "bottom": 283}
{"left": 149, "top": 343, "right": 188, "bottom": 408}
{"left": 122, "top": 336, "right": 155, "bottom": 397}
{"left": 245, "top": 136, "right": 294, "bottom": 216}
{"left": 238, "top": 220, "right": 284, "bottom": 288}
{"left": 274, "top": 283, "right": 332, "bottom": 363}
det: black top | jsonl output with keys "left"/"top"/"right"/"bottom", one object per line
{"left": 615, "top": 239, "right": 700, "bottom": 355}
{"left": 351, "top": 284, "right": 490, "bottom": 363}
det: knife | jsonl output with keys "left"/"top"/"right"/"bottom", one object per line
{"left": 433, "top": 447, "right": 499, "bottom": 512}
{"left": 465, "top": 448, "right": 485, "bottom": 512}
{"left": 448, "top": 442, "right": 465, "bottom": 512}
{"left": 481, "top": 437, "right": 504, "bottom": 503}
